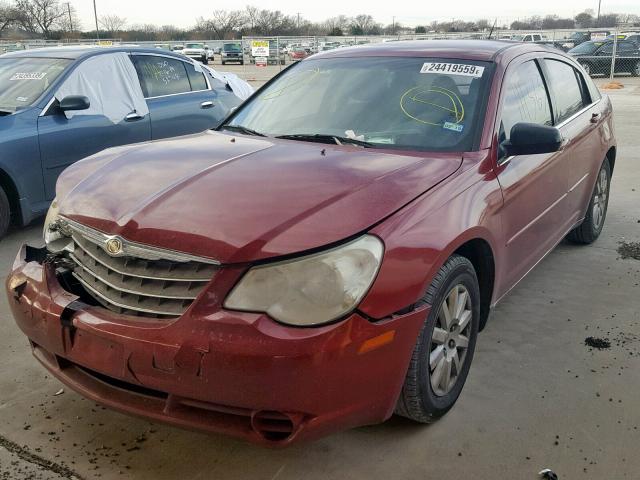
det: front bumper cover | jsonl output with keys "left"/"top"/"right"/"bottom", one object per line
{"left": 6, "top": 244, "right": 427, "bottom": 446}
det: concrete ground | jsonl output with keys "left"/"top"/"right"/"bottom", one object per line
{"left": 0, "top": 75, "right": 639, "bottom": 480}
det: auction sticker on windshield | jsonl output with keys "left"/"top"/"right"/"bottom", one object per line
{"left": 10, "top": 72, "right": 47, "bottom": 81}
{"left": 420, "top": 62, "right": 484, "bottom": 77}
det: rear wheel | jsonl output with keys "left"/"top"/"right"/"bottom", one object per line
{"left": 579, "top": 61, "right": 592, "bottom": 76}
{"left": 395, "top": 255, "right": 480, "bottom": 423}
{"left": 567, "top": 159, "right": 611, "bottom": 244}
{"left": 0, "top": 186, "right": 10, "bottom": 239}
{"left": 632, "top": 60, "right": 640, "bottom": 77}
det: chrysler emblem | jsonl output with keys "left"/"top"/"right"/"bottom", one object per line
{"left": 105, "top": 238, "right": 123, "bottom": 256}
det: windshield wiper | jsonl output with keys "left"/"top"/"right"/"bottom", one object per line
{"left": 275, "top": 133, "right": 374, "bottom": 148}
{"left": 221, "top": 125, "right": 266, "bottom": 137}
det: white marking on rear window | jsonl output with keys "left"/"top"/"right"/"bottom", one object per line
{"left": 10, "top": 72, "right": 47, "bottom": 81}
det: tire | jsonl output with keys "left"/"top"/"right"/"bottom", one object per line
{"left": 395, "top": 255, "right": 480, "bottom": 423}
{"left": 0, "top": 186, "right": 10, "bottom": 239}
{"left": 221, "top": 61, "right": 225, "bottom": 65}
{"left": 632, "top": 60, "right": 640, "bottom": 77}
{"left": 202, "top": 56, "right": 208, "bottom": 65}
{"left": 567, "top": 159, "right": 611, "bottom": 244}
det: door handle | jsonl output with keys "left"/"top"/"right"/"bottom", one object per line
{"left": 590, "top": 112, "right": 600, "bottom": 124}
{"left": 125, "top": 112, "right": 145, "bottom": 121}
{"left": 200, "top": 101, "right": 214, "bottom": 109}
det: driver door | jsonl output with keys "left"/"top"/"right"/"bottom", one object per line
{"left": 494, "top": 58, "right": 571, "bottom": 290}
{"left": 37, "top": 54, "right": 151, "bottom": 200}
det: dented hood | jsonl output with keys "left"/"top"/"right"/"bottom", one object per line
{"left": 57, "top": 131, "right": 461, "bottom": 264}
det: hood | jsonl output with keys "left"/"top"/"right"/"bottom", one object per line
{"left": 57, "top": 131, "right": 461, "bottom": 264}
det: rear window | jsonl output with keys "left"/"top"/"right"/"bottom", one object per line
{"left": 132, "top": 56, "right": 191, "bottom": 98}
{"left": 0, "top": 57, "right": 71, "bottom": 112}
{"left": 544, "top": 59, "right": 586, "bottom": 123}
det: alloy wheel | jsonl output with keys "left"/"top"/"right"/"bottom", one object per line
{"left": 592, "top": 166, "right": 609, "bottom": 230}
{"left": 429, "top": 284, "right": 473, "bottom": 396}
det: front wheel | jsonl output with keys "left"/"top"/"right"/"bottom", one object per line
{"left": 567, "top": 159, "right": 611, "bottom": 244}
{"left": 579, "top": 61, "right": 592, "bottom": 76}
{"left": 395, "top": 255, "right": 480, "bottom": 423}
{"left": 632, "top": 60, "right": 640, "bottom": 77}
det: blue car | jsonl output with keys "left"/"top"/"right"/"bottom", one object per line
{"left": 0, "top": 46, "right": 242, "bottom": 237}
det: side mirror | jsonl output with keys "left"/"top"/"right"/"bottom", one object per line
{"left": 59, "top": 95, "right": 90, "bottom": 112}
{"left": 502, "top": 123, "right": 563, "bottom": 156}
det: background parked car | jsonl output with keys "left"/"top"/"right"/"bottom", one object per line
{"left": 289, "top": 47, "right": 311, "bottom": 61}
{"left": 221, "top": 42, "right": 243, "bottom": 65}
{"left": 0, "top": 47, "right": 242, "bottom": 238}
{"left": 569, "top": 40, "right": 640, "bottom": 76}
{"left": 182, "top": 42, "right": 208, "bottom": 64}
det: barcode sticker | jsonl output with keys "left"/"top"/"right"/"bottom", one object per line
{"left": 10, "top": 72, "right": 47, "bottom": 81}
{"left": 420, "top": 63, "right": 484, "bottom": 77}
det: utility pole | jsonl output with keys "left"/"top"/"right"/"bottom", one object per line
{"left": 597, "top": 0, "right": 602, "bottom": 25}
{"left": 296, "top": 12, "right": 300, "bottom": 29}
{"left": 65, "top": 2, "right": 73, "bottom": 31}
{"left": 392, "top": 16, "right": 395, "bottom": 34}
{"left": 93, "top": 0, "right": 100, "bottom": 40}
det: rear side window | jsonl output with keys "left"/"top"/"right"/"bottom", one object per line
{"left": 132, "top": 55, "right": 191, "bottom": 98}
{"left": 543, "top": 60, "right": 586, "bottom": 123}
{"left": 499, "top": 60, "right": 552, "bottom": 144}
{"left": 185, "top": 62, "right": 208, "bottom": 91}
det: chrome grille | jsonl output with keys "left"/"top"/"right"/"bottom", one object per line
{"left": 61, "top": 222, "right": 218, "bottom": 319}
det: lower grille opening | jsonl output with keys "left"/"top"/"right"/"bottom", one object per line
{"left": 74, "top": 363, "right": 169, "bottom": 399}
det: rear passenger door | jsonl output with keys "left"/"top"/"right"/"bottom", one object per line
{"left": 131, "top": 54, "right": 224, "bottom": 140}
{"left": 541, "top": 57, "right": 606, "bottom": 223}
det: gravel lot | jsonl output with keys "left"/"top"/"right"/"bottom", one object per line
{"left": 0, "top": 75, "right": 639, "bottom": 480}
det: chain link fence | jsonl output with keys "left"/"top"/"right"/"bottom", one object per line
{"left": 2, "top": 28, "right": 639, "bottom": 78}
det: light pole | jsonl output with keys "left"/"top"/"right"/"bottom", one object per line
{"left": 93, "top": 0, "right": 100, "bottom": 40}
{"left": 597, "top": 0, "right": 602, "bottom": 25}
{"left": 65, "top": 2, "right": 73, "bottom": 32}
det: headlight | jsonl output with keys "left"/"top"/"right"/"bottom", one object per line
{"left": 43, "top": 198, "right": 60, "bottom": 244}
{"left": 224, "top": 235, "right": 384, "bottom": 326}
{"left": 43, "top": 199, "right": 71, "bottom": 252}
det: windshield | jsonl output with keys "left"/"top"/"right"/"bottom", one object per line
{"left": 185, "top": 43, "right": 204, "bottom": 49}
{"left": 569, "top": 42, "right": 600, "bottom": 54}
{"left": 0, "top": 57, "right": 70, "bottom": 113}
{"left": 225, "top": 57, "right": 492, "bottom": 152}
{"left": 223, "top": 44, "right": 241, "bottom": 52}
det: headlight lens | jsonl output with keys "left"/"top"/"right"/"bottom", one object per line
{"left": 43, "top": 198, "right": 60, "bottom": 244}
{"left": 224, "top": 235, "right": 384, "bottom": 326}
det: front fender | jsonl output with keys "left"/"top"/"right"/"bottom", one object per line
{"left": 359, "top": 152, "right": 504, "bottom": 319}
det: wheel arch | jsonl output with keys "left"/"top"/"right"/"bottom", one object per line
{"left": 606, "top": 146, "right": 616, "bottom": 173}
{"left": 452, "top": 237, "right": 496, "bottom": 331}
{"left": 0, "top": 167, "right": 21, "bottom": 225}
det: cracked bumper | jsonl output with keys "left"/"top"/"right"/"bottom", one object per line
{"left": 6, "top": 244, "right": 427, "bottom": 446}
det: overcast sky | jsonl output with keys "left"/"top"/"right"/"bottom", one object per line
{"left": 73, "top": 0, "right": 640, "bottom": 30}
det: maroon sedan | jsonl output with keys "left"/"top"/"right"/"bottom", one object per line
{"left": 7, "top": 41, "right": 615, "bottom": 446}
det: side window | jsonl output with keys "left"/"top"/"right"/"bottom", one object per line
{"left": 499, "top": 60, "right": 552, "bottom": 149}
{"left": 184, "top": 62, "right": 208, "bottom": 91}
{"left": 618, "top": 41, "right": 637, "bottom": 53}
{"left": 132, "top": 55, "right": 191, "bottom": 98}
{"left": 543, "top": 59, "right": 587, "bottom": 123}
{"left": 599, "top": 43, "right": 613, "bottom": 54}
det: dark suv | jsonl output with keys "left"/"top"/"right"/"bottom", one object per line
{"left": 569, "top": 40, "right": 640, "bottom": 76}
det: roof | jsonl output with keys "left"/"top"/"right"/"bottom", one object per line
{"left": 314, "top": 39, "right": 560, "bottom": 62}
{"left": 0, "top": 46, "right": 189, "bottom": 61}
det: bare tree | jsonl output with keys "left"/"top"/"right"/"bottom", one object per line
{"left": 0, "top": 1, "right": 19, "bottom": 33}
{"left": 14, "top": 0, "right": 66, "bottom": 38}
{"left": 207, "top": 9, "right": 243, "bottom": 39}
{"left": 100, "top": 14, "right": 127, "bottom": 32}
{"left": 350, "top": 14, "right": 378, "bottom": 35}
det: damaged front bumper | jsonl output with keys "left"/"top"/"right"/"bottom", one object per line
{"left": 6, "top": 244, "right": 428, "bottom": 446}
